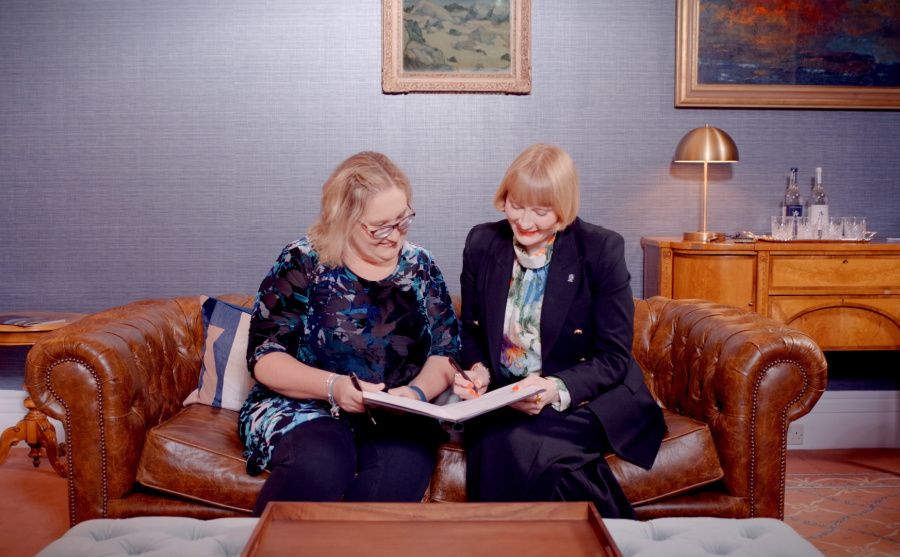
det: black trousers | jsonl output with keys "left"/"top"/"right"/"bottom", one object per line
{"left": 253, "top": 412, "right": 445, "bottom": 516}
{"left": 465, "top": 405, "right": 635, "bottom": 519}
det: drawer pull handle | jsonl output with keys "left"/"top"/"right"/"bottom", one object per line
{"left": 843, "top": 259, "right": 849, "bottom": 264}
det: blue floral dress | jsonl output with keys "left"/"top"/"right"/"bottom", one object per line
{"left": 238, "top": 237, "right": 460, "bottom": 475}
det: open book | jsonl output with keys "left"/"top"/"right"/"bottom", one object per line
{"left": 0, "top": 315, "right": 67, "bottom": 327}
{"left": 362, "top": 383, "right": 544, "bottom": 424}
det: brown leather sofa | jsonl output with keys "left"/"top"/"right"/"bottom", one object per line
{"left": 25, "top": 294, "right": 826, "bottom": 526}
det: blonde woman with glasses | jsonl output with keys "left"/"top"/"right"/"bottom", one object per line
{"left": 239, "top": 151, "right": 459, "bottom": 514}
{"left": 454, "top": 144, "right": 664, "bottom": 518}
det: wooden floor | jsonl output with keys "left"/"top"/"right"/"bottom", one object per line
{"left": 786, "top": 448, "right": 900, "bottom": 476}
{"left": 0, "top": 447, "right": 897, "bottom": 557}
{"left": 783, "top": 448, "right": 899, "bottom": 556}
{"left": 0, "top": 448, "right": 69, "bottom": 557}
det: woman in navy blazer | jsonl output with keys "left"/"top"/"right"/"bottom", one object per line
{"left": 454, "top": 144, "right": 665, "bottom": 518}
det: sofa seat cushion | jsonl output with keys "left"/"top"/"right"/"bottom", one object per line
{"left": 136, "top": 407, "right": 721, "bottom": 512}
{"left": 422, "top": 410, "right": 723, "bottom": 507}
{"left": 608, "top": 410, "right": 724, "bottom": 506}
{"left": 426, "top": 441, "right": 467, "bottom": 502}
{"left": 137, "top": 405, "right": 266, "bottom": 513}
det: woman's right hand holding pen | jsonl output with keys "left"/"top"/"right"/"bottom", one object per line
{"left": 451, "top": 360, "right": 490, "bottom": 400}
{"left": 333, "top": 374, "right": 384, "bottom": 413}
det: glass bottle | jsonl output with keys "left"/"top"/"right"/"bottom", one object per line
{"left": 783, "top": 167, "right": 803, "bottom": 217}
{"left": 807, "top": 167, "right": 829, "bottom": 237}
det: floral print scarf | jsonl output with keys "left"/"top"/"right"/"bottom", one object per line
{"left": 499, "top": 235, "right": 555, "bottom": 380}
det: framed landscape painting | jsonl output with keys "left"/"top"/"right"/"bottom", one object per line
{"left": 382, "top": 0, "right": 531, "bottom": 94}
{"left": 676, "top": 0, "right": 900, "bottom": 109}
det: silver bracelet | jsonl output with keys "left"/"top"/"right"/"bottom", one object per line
{"left": 325, "top": 373, "right": 340, "bottom": 418}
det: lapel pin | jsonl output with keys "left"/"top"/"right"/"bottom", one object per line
{"left": 567, "top": 274, "right": 575, "bottom": 283}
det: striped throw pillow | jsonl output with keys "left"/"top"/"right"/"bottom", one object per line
{"left": 183, "top": 296, "right": 255, "bottom": 411}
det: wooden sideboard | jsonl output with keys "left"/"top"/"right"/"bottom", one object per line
{"left": 641, "top": 237, "right": 900, "bottom": 351}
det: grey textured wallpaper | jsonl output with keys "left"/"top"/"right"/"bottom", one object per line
{"left": 2, "top": 1, "right": 899, "bottom": 314}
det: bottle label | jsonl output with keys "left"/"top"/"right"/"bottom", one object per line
{"left": 809, "top": 204, "right": 828, "bottom": 225}
{"left": 786, "top": 205, "right": 803, "bottom": 217}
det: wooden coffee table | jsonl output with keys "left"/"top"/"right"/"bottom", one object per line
{"left": 242, "top": 501, "right": 622, "bottom": 557}
{"left": 0, "top": 311, "right": 85, "bottom": 477}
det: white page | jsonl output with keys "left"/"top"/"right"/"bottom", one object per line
{"left": 362, "top": 383, "right": 544, "bottom": 423}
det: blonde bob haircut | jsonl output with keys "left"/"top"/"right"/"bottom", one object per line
{"left": 493, "top": 144, "right": 580, "bottom": 228}
{"left": 308, "top": 151, "right": 412, "bottom": 267}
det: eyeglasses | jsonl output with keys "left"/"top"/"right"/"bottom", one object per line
{"left": 360, "top": 209, "right": 416, "bottom": 240}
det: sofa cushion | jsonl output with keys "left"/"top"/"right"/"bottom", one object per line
{"left": 426, "top": 441, "right": 467, "bottom": 503}
{"left": 183, "top": 297, "right": 256, "bottom": 412}
{"left": 421, "top": 410, "right": 723, "bottom": 506}
{"left": 607, "top": 410, "right": 724, "bottom": 506}
{"left": 136, "top": 407, "right": 721, "bottom": 512}
{"left": 137, "top": 405, "right": 266, "bottom": 513}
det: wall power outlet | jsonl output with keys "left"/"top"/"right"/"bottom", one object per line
{"left": 787, "top": 423, "right": 805, "bottom": 446}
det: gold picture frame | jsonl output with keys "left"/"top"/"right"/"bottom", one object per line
{"left": 676, "top": 0, "right": 900, "bottom": 109}
{"left": 382, "top": 0, "right": 531, "bottom": 94}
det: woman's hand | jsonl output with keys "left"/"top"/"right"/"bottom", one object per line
{"left": 387, "top": 385, "right": 423, "bottom": 400}
{"left": 509, "top": 375, "right": 559, "bottom": 415}
{"left": 333, "top": 375, "right": 384, "bottom": 413}
{"left": 453, "top": 364, "right": 490, "bottom": 400}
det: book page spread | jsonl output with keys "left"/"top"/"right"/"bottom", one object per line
{"left": 362, "top": 383, "right": 544, "bottom": 423}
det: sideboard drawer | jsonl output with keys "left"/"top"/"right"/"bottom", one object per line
{"left": 769, "top": 255, "right": 900, "bottom": 291}
{"left": 672, "top": 254, "right": 756, "bottom": 310}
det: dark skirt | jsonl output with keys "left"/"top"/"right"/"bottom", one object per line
{"left": 465, "top": 405, "right": 635, "bottom": 519}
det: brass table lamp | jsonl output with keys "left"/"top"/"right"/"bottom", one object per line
{"left": 673, "top": 124, "right": 739, "bottom": 242}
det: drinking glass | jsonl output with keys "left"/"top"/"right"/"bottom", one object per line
{"left": 842, "top": 217, "right": 866, "bottom": 240}
{"left": 824, "top": 217, "right": 843, "bottom": 240}
{"left": 795, "top": 217, "right": 816, "bottom": 240}
{"left": 771, "top": 216, "right": 794, "bottom": 241}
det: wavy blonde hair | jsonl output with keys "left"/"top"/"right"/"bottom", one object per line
{"left": 493, "top": 144, "right": 580, "bottom": 228}
{"left": 308, "top": 151, "right": 412, "bottom": 266}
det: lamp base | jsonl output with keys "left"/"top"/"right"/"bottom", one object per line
{"left": 683, "top": 231, "right": 724, "bottom": 242}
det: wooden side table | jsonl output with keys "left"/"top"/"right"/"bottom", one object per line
{"left": 0, "top": 311, "right": 85, "bottom": 477}
{"left": 641, "top": 237, "right": 900, "bottom": 351}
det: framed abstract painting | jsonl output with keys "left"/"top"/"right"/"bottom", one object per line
{"left": 676, "top": 0, "right": 900, "bottom": 109}
{"left": 382, "top": 0, "right": 531, "bottom": 94}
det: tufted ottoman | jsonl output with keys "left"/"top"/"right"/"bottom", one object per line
{"left": 36, "top": 517, "right": 258, "bottom": 557}
{"left": 36, "top": 515, "right": 822, "bottom": 557}
{"left": 606, "top": 517, "right": 823, "bottom": 556}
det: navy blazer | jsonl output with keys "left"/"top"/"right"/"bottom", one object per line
{"left": 460, "top": 218, "right": 664, "bottom": 469}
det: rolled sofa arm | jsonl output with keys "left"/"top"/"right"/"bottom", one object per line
{"left": 24, "top": 294, "right": 249, "bottom": 524}
{"left": 632, "top": 296, "right": 828, "bottom": 518}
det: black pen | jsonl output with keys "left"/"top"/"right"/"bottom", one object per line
{"left": 350, "top": 372, "right": 377, "bottom": 426}
{"left": 449, "top": 358, "right": 480, "bottom": 397}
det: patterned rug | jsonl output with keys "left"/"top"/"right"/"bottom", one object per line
{"left": 785, "top": 472, "right": 900, "bottom": 557}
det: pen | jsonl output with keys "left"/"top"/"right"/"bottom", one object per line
{"left": 349, "top": 372, "right": 377, "bottom": 426}
{"left": 449, "top": 358, "right": 479, "bottom": 397}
